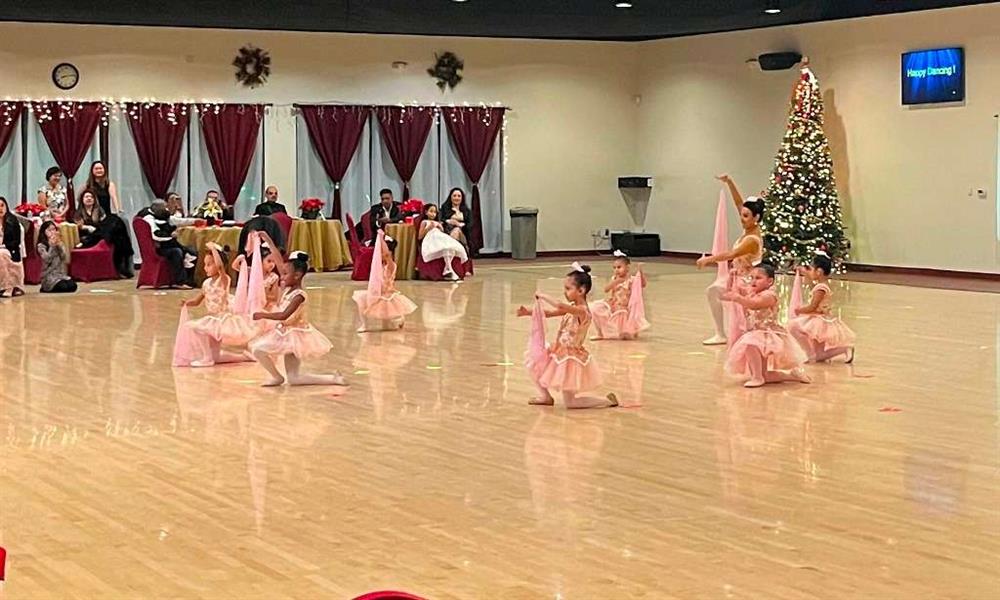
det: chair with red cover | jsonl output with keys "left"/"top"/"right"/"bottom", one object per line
{"left": 358, "top": 209, "right": 375, "bottom": 245}
{"left": 17, "top": 217, "right": 41, "bottom": 285}
{"left": 70, "top": 238, "right": 118, "bottom": 283}
{"left": 413, "top": 215, "right": 474, "bottom": 281}
{"left": 270, "top": 211, "right": 294, "bottom": 249}
{"left": 352, "top": 592, "right": 425, "bottom": 600}
{"left": 133, "top": 217, "right": 174, "bottom": 289}
{"left": 345, "top": 212, "right": 373, "bottom": 281}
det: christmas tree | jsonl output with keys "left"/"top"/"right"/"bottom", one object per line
{"left": 761, "top": 64, "right": 850, "bottom": 270}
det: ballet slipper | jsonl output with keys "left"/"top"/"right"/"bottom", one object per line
{"left": 190, "top": 359, "right": 216, "bottom": 368}
{"left": 845, "top": 347, "right": 856, "bottom": 364}
{"left": 744, "top": 378, "right": 765, "bottom": 388}
{"left": 703, "top": 334, "right": 727, "bottom": 346}
{"left": 529, "top": 395, "right": 555, "bottom": 406}
{"left": 261, "top": 376, "right": 285, "bottom": 387}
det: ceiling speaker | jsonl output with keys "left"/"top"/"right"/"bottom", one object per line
{"left": 757, "top": 52, "right": 802, "bottom": 71}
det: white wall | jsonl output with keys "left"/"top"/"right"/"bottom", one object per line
{"left": 637, "top": 3, "right": 1000, "bottom": 272}
{"left": 0, "top": 21, "right": 640, "bottom": 252}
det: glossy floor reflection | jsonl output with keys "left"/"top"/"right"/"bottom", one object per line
{"left": 1, "top": 261, "right": 998, "bottom": 599}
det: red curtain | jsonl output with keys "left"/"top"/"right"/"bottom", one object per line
{"left": 375, "top": 107, "right": 434, "bottom": 200}
{"left": 442, "top": 107, "right": 505, "bottom": 255}
{"left": 127, "top": 104, "right": 190, "bottom": 199}
{"left": 199, "top": 104, "right": 263, "bottom": 206}
{"left": 298, "top": 105, "right": 370, "bottom": 219}
{"left": 37, "top": 102, "right": 102, "bottom": 215}
{"left": 0, "top": 102, "right": 22, "bottom": 161}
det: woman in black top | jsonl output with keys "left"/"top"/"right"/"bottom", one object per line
{"left": 74, "top": 188, "right": 135, "bottom": 278}
{"left": 85, "top": 160, "right": 121, "bottom": 215}
{"left": 0, "top": 197, "right": 25, "bottom": 296}
{"left": 439, "top": 187, "right": 471, "bottom": 250}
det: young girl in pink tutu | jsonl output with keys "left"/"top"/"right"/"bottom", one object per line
{"left": 232, "top": 231, "right": 284, "bottom": 336}
{"left": 788, "top": 252, "right": 856, "bottom": 363}
{"left": 250, "top": 251, "right": 346, "bottom": 387}
{"left": 178, "top": 243, "right": 254, "bottom": 367}
{"left": 723, "top": 262, "right": 810, "bottom": 388}
{"left": 353, "top": 230, "right": 418, "bottom": 332}
{"left": 590, "top": 250, "right": 649, "bottom": 340}
{"left": 517, "top": 263, "right": 618, "bottom": 409}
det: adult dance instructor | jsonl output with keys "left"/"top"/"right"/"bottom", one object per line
{"left": 695, "top": 174, "right": 764, "bottom": 345}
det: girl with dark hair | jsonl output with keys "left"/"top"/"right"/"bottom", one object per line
{"left": 722, "top": 263, "right": 809, "bottom": 388}
{"left": 696, "top": 174, "right": 765, "bottom": 345}
{"left": 439, "top": 187, "right": 471, "bottom": 250}
{"left": 37, "top": 166, "right": 68, "bottom": 221}
{"left": 787, "top": 251, "right": 856, "bottom": 363}
{"left": 353, "top": 230, "right": 418, "bottom": 332}
{"left": 418, "top": 203, "right": 469, "bottom": 281}
{"left": 0, "top": 197, "right": 25, "bottom": 296}
{"left": 517, "top": 263, "right": 618, "bottom": 409}
{"left": 590, "top": 250, "right": 649, "bottom": 340}
{"left": 37, "top": 220, "right": 77, "bottom": 293}
{"left": 250, "top": 251, "right": 346, "bottom": 387}
{"left": 84, "top": 160, "right": 120, "bottom": 215}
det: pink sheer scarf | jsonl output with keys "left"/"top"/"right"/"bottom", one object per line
{"left": 627, "top": 272, "right": 648, "bottom": 331}
{"left": 712, "top": 188, "right": 730, "bottom": 285}
{"left": 366, "top": 230, "right": 386, "bottom": 300}
{"left": 246, "top": 238, "right": 265, "bottom": 315}
{"left": 525, "top": 298, "right": 548, "bottom": 380}
{"left": 172, "top": 306, "right": 200, "bottom": 367}
{"left": 788, "top": 271, "right": 804, "bottom": 318}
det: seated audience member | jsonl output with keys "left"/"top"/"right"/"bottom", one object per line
{"left": 419, "top": 203, "right": 469, "bottom": 281}
{"left": 139, "top": 199, "right": 196, "bottom": 289}
{"left": 440, "top": 187, "right": 471, "bottom": 250}
{"left": 37, "top": 220, "right": 77, "bottom": 294}
{"left": 74, "top": 189, "right": 135, "bottom": 278}
{"left": 367, "top": 188, "right": 401, "bottom": 235}
{"left": 0, "top": 197, "right": 25, "bottom": 297}
{"left": 254, "top": 185, "right": 288, "bottom": 216}
{"left": 192, "top": 190, "right": 232, "bottom": 220}
{"left": 37, "top": 166, "right": 69, "bottom": 222}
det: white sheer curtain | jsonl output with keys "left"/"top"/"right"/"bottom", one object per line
{"left": 188, "top": 112, "right": 263, "bottom": 222}
{"left": 25, "top": 115, "right": 99, "bottom": 202}
{"left": 295, "top": 112, "right": 372, "bottom": 221}
{"left": 440, "top": 124, "right": 504, "bottom": 253}
{"left": 371, "top": 116, "right": 439, "bottom": 207}
{"left": 0, "top": 118, "right": 22, "bottom": 204}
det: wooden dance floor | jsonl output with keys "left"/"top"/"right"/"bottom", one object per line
{"left": 1, "top": 260, "right": 997, "bottom": 599}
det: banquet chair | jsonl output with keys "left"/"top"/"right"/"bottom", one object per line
{"left": 270, "top": 211, "right": 294, "bottom": 248}
{"left": 352, "top": 592, "right": 425, "bottom": 600}
{"left": 358, "top": 209, "right": 375, "bottom": 244}
{"left": 15, "top": 215, "right": 41, "bottom": 284}
{"left": 70, "top": 239, "right": 118, "bottom": 283}
{"left": 133, "top": 217, "right": 174, "bottom": 289}
{"left": 413, "top": 215, "right": 474, "bottom": 281}
{"left": 345, "top": 212, "right": 373, "bottom": 281}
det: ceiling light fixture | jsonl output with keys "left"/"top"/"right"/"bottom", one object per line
{"left": 615, "top": 2, "right": 633, "bottom": 8}
{"left": 764, "top": 1, "right": 781, "bottom": 14}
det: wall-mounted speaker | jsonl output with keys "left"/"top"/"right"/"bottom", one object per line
{"left": 618, "top": 177, "right": 652, "bottom": 189}
{"left": 757, "top": 52, "right": 802, "bottom": 71}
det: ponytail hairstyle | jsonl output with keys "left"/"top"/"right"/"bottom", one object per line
{"left": 567, "top": 263, "right": 593, "bottom": 294}
{"left": 755, "top": 261, "right": 777, "bottom": 280}
{"left": 743, "top": 196, "right": 765, "bottom": 220}
{"left": 812, "top": 250, "right": 833, "bottom": 276}
{"left": 288, "top": 251, "right": 310, "bottom": 274}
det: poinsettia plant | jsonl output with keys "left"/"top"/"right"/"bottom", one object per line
{"left": 400, "top": 198, "right": 425, "bottom": 216}
{"left": 14, "top": 203, "right": 46, "bottom": 217}
{"left": 299, "top": 198, "right": 325, "bottom": 220}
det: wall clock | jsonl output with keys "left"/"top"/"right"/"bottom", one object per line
{"left": 52, "top": 63, "right": 80, "bottom": 90}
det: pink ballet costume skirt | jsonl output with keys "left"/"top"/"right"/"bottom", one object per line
{"left": 590, "top": 274, "right": 649, "bottom": 339}
{"left": 250, "top": 288, "right": 333, "bottom": 359}
{"left": 182, "top": 276, "right": 254, "bottom": 347}
{"left": 353, "top": 230, "right": 418, "bottom": 321}
{"left": 527, "top": 301, "right": 603, "bottom": 393}
{"left": 787, "top": 283, "right": 856, "bottom": 350}
{"left": 726, "top": 290, "right": 807, "bottom": 377}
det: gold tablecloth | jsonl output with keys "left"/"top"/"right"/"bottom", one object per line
{"left": 176, "top": 226, "right": 242, "bottom": 285}
{"left": 288, "top": 219, "right": 352, "bottom": 272}
{"left": 385, "top": 223, "right": 417, "bottom": 280}
{"left": 59, "top": 223, "right": 80, "bottom": 254}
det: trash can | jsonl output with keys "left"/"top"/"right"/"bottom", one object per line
{"left": 509, "top": 207, "right": 539, "bottom": 260}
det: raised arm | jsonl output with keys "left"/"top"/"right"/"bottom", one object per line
{"left": 535, "top": 292, "right": 588, "bottom": 319}
{"left": 716, "top": 174, "right": 744, "bottom": 213}
{"left": 255, "top": 230, "right": 286, "bottom": 269}
{"left": 726, "top": 291, "right": 776, "bottom": 311}
{"left": 795, "top": 286, "right": 826, "bottom": 316}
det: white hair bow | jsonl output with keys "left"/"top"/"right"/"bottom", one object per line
{"left": 814, "top": 249, "right": 830, "bottom": 258}
{"left": 289, "top": 251, "right": 308, "bottom": 260}
{"left": 570, "top": 261, "right": 586, "bottom": 273}
{"left": 612, "top": 249, "right": 627, "bottom": 258}
{"left": 384, "top": 235, "right": 395, "bottom": 243}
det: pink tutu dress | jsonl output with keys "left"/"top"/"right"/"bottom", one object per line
{"left": 530, "top": 306, "right": 603, "bottom": 393}
{"left": 590, "top": 274, "right": 649, "bottom": 339}
{"left": 787, "top": 283, "right": 856, "bottom": 351}
{"left": 249, "top": 288, "right": 333, "bottom": 359}
{"left": 183, "top": 276, "right": 254, "bottom": 347}
{"left": 726, "top": 290, "right": 807, "bottom": 377}
{"left": 352, "top": 230, "right": 418, "bottom": 321}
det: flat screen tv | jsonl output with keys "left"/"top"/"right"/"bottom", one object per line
{"left": 902, "top": 47, "right": 964, "bottom": 105}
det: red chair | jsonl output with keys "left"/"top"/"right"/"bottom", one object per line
{"left": 70, "top": 239, "right": 118, "bottom": 283}
{"left": 133, "top": 217, "right": 174, "bottom": 289}
{"left": 0, "top": 544, "right": 6, "bottom": 581}
{"left": 414, "top": 216, "right": 474, "bottom": 281}
{"left": 345, "top": 212, "right": 373, "bottom": 281}
{"left": 270, "top": 211, "right": 293, "bottom": 248}
{"left": 352, "top": 592, "right": 425, "bottom": 600}
{"left": 358, "top": 209, "right": 375, "bottom": 245}
{"left": 20, "top": 219, "right": 41, "bottom": 285}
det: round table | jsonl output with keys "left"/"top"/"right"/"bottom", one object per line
{"left": 176, "top": 226, "right": 242, "bottom": 285}
{"left": 59, "top": 223, "right": 80, "bottom": 252}
{"left": 288, "top": 219, "right": 352, "bottom": 272}
{"left": 385, "top": 223, "right": 417, "bottom": 280}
